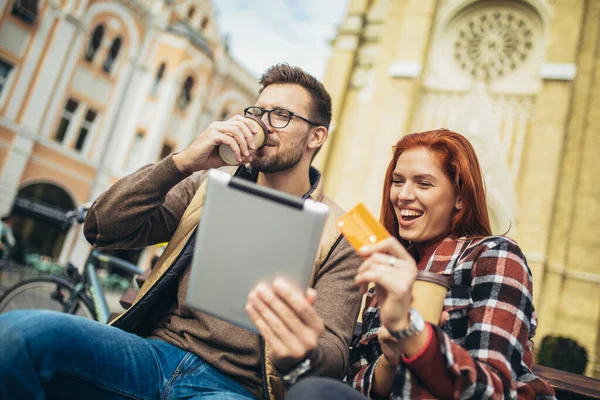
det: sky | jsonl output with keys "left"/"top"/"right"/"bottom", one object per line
{"left": 213, "top": 0, "right": 349, "bottom": 79}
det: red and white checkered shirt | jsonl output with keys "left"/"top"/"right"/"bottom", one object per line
{"left": 349, "top": 236, "right": 556, "bottom": 399}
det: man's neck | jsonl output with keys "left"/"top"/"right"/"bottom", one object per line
{"left": 256, "top": 162, "right": 313, "bottom": 198}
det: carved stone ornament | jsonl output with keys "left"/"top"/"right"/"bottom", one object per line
{"left": 454, "top": 9, "right": 534, "bottom": 80}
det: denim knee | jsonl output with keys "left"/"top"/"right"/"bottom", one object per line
{"left": 0, "top": 310, "right": 73, "bottom": 357}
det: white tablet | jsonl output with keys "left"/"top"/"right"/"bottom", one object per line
{"left": 185, "top": 168, "right": 329, "bottom": 333}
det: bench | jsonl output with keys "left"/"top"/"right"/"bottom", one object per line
{"left": 114, "top": 273, "right": 600, "bottom": 399}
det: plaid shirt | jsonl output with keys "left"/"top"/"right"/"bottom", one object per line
{"left": 349, "top": 236, "right": 556, "bottom": 399}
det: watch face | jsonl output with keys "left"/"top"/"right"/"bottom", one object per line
{"left": 412, "top": 308, "right": 425, "bottom": 331}
{"left": 281, "top": 358, "right": 311, "bottom": 385}
{"left": 389, "top": 308, "right": 425, "bottom": 339}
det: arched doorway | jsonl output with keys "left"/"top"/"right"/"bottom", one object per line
{"left": 10, "top": 183, "right": 75, "bottom": 260}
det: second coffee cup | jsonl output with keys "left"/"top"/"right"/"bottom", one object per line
{"left": 411, "top": 271, "right": 450, "bottom": 326}
{"left": 219, "top": 115, "right": 268, "bottom": 165}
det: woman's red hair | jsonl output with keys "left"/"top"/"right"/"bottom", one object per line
{"left": 380, "top": 128, "right": 492, "bottom": 241}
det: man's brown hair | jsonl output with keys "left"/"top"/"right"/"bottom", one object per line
{"left": 259, "top": 63, "right": 332, "bottom": 131}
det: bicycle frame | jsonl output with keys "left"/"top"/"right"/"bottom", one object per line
{"left": 64, "top": 249, "right": 142, "bottom": 324}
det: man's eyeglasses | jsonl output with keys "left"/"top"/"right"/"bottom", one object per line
{"left": 244, "top": 106, "right": 320, "bottom": 129}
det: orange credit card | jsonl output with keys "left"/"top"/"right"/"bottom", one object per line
{"left": 337, "top": 203, "right": 391, "bottom": 253}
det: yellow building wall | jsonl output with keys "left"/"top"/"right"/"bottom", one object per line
{"left": 536, "top": 0, "right": 600, "bottom": 376}
{"left": 0, "top": 126, "right": 15, "bottom": 172}
{"left": 320, "top": 0, "right": 600, "bottom": 377}
{"left": 20, "top": 144, "right": 96, "bottom": 204}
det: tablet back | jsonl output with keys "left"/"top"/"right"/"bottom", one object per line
{"left": 185, "top": 169, "right": 329, "bottom": 333}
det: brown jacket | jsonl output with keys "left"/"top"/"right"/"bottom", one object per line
{"left": 84, "top": 155, "right": 363, "bottom": 399}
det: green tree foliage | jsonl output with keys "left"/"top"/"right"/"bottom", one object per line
{"left": 538, "top": 335, "right": 588, "bottom": 375}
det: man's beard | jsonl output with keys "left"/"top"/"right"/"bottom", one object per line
{"left": 251, "top": 135, "right": 307, "bottom": 174}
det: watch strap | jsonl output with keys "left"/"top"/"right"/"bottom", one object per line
{"left": 388, "top": 308, "right": 425, "bottom": 340}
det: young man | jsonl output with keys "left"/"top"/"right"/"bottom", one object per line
{"left": 0, "top": 64, "right": 362, "bottom": 400}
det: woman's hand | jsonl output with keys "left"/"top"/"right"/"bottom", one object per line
{"left": 355, "top": 237, "right": 418, "bottom": 333}
{"left": 378, "top": 326, "right": 403, "bottom": 368}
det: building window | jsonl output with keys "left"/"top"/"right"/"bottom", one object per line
{"left": 11, "top": 0, "right": 38, "bottom": 24}
{"left": 220, "top": 108, "right": 229, "bottom": 120}
{"left": 0, "top": 60, "right": 13, "bottom": 99}
{"left": 176, "top": 76, "right": 194, "bottom": 110}
{"left": 55, "top": 98, "right": 79, "bottom": 144}
{"left": 74, "top": 109, "right": 98, "bottom": 151}
{"left": 159, "top": 143, "right": 174, "bottom": 160}
{"left": 103, "top": 37, "right": 122, "bottom": 73}
{"left": 151, "top": 63, "right": 166, "bottom": 96}
{"left": 201, "top": 16, "right": 209, "bottom": 32}
{"left": 85, "top": 25, "right": 105, "bottom": 62}
{"left": 187, "top": 6, "right": 196, "bottom": 20}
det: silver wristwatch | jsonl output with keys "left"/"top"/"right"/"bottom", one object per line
{"left": 388, "top": 308, "right": 425, "bottom": 340}
{"left": 281, "top": 358, "right": 311, "bottom": 385}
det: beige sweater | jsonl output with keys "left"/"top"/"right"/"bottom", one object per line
{"left": 84, "top": 155, "right": 363, "bottom": 398}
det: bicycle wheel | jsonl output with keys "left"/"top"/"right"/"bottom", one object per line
{"left": 0, "top": 276, "right": 96, "bottom": 320}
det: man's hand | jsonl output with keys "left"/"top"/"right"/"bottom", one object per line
{"left": 173, "top": 115, "right": 258, "bottom": 173}
{"left": 245, "top": 277, "right": 324, "bottom": 371}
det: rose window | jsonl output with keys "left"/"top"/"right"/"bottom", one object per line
{"left": 454, "top": 10, "right": 534, "bottom": 80}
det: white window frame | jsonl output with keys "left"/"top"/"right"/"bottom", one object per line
{"left": 55, "top": 98, "right": 80, "bottom": 144}
{"left": 75, "top": 108, "right": 99, "bottom": 153}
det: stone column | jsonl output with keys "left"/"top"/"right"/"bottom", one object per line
{"left": 324, "top": 0, "right": 438, "bottom": 214}
{"left": 141, "top": 80, "right": 178, "bottom": 164}
{"left": 313, "top": 0, "right": 367, "bottom": 172}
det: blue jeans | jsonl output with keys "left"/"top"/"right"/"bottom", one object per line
{"left": 0, "top": 310, "right": 257, "bottom": 400}
{"left": 286, "top": 377, "right": 366, "bottom": 400}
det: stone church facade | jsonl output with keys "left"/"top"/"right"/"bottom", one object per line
{"left": 316, "top": 0, "right": 600, "bottom": 377}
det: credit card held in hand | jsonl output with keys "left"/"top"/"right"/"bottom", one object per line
{"left": 337, "top": 203, "right": 391, "bottom": 253}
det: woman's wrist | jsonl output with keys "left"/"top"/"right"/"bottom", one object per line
{"left": 372, "top": 355, "right": 397, "bottom": 399}
{"left": 402, "top": 323, "right": 433, "bottom": 362}
{"left": 380, "top": 353, "right": 399, "bottom": 370}
{"left": 398, "top": 323, "right": 432, "bottom": 359}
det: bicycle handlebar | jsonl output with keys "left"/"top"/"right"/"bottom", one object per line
{"left": 65, "top": 205, "right": 89, "bottom": 224}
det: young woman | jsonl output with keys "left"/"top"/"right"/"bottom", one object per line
{"left": 286, "top": 129, "right": 555, "bottom": 399}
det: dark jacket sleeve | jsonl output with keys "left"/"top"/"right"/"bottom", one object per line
{"left": 306, "top": 237, "right": 363, "bottom": 378}
{"left": 84, "top": 155, "right": 205, "bottom": 249}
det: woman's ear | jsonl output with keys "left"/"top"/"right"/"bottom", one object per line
{"left": 455, "top": 197, "right": 463, "bottom": 211}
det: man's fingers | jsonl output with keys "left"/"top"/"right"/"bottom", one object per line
{"left": 213, "top": 121, "right": 250, "bottom": 157}
{"left": 246, "top": 290, "right": 307, "bottom": 359}
{"left": 305, "top": 288, "right": 317, "bottom": 306}
{"left": 241, "top": 117, "right": 259, "bottom": 133}
{"left": 227, "top": 125, "right": 250, "bottom": 157}
{"left": 215, "top": 134, "right": 242, "bottom": 163}
{"left": 233, "top": 120, "right": 256, "bottom": 151}
{"left": 272, "top": 278, "right": 323, "bottom": 332}
{"left": 245, "top": 302, "right": 288, "bottom": 355}
{"left": 254, "top": 283, "right": 304, "bottom": 334}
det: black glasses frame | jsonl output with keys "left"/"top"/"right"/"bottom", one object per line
{"left": 244, "top": 106, "right": 320, "bottom": 129}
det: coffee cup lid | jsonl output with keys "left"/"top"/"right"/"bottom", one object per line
{"left": 415, "top": 270, "right": 450, "bottom": 289}
{"left": 244, "top": 115, "right": 268, "bottom": 134}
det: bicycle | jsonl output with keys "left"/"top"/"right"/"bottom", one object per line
{"left": 0, "top": 206, "right": 143, "bottom": 323}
